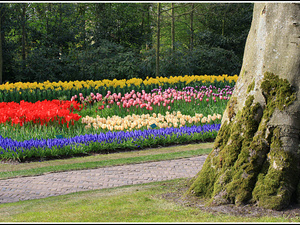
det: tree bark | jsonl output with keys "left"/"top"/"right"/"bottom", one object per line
{"left": 187, "top": 3, "right": 300, "bottom": 210}
{"left": 21, "top": 4, "right": 27, "bottom": 61}
{"left": 171, "top": 3, "right": 175, "bottom": 52}
{"left": 190, "top": 3, "right": 194, "bottom": 51}
{"left": 155, "top": 3, "right": 161, "bottom": 77}
{"left": 79, "top": 4, "right": 87, "bottom": 49}
{"left": 0, "top": 4, "right": 3, "bottom": 84}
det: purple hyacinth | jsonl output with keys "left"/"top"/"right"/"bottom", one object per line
{"left": 0, "top": 124, "right": 221, "bottom": 155}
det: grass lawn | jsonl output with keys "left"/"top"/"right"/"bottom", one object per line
{"left": 0, "top": 178, "right": 299, "bottom": 222}
{"left": 0, "top": 142, "right": 299, "bottom": 222}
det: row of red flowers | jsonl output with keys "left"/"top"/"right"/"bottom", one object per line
{"left": 0, "top": 100, "right": 83, "bottom": 127}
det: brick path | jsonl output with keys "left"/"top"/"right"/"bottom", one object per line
{"left": 0, "top": 155, "right": 208, "bottom": 204}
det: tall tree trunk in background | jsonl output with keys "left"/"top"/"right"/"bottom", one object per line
{"left": 171, "top": 3, "right": 175, "bottom": 52}
{"left": 155, "top": 2, "right": 161, "bottom": 77}
{"left": 21, "top": 4, "right": 27, "bottom": 61}
{"left": 190, "top": 3, "right": 194, "bottom": 51}
{"left": 94, "top": 3, "right": 106, "bottom": 44}
{"left": 0, "top": 4, "right": 3, "bottom": 84}
{"left": 142, "top": 3, "right": 152, "bottom": 50}
{"left": 78, "top": 4, "right": 86, "bottom": 49}
{"left": 187, "top": 3, "right": 300, "bottom": 211}
{"left": 146, "top": 3, "right": 152, "bottom": 50}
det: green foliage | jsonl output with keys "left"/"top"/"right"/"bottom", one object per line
{"left": 139, "top": 44, "right": 240, "bottom": 77}
{"left": 16, "top": 40, "right": 140, "bottom": 82}
{"left": 194, "top": 3, "right": 253, "bottom": 57}
{"left": 0, "top": 2, "right": 253, "bottom": 83}
{"left": 71, "top": 40, "right": 140, "bottom": 81}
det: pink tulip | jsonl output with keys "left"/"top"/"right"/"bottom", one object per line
{"left": 140, "top": 103, "right": 146, "bottom": 108}
{"left": 206, "top": 98, "right": 209, "bottom": 102}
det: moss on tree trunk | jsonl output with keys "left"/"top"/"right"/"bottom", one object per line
{"left": 187, "top": 72, "right": 299, "bottom": 210}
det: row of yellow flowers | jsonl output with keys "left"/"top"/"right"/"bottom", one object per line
{"left": 81, "top": 111, "right": 222, "bottom": 131}
{"left": 0, "top": 74, "right": 238, "bottom": 92}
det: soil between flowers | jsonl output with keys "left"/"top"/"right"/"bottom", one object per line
{"left": 159, "top": 178, "right": 300, "bottom": 219}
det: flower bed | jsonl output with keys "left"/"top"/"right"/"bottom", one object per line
{"left": 0, "top": 74, "right": 237, "bottom": 103}
{"left": 81, "top": 111, "right": 222, "bottom": 131}
{"left": 0, "top": 124, "right": 220, "bottom": 161}
{"left": 0, "top": 100, "right": 82, "bottom": 127}
{"left": 0, "top": 75, "right": 237, "bottom": 162}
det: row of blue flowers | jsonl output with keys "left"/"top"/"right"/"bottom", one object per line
{"left": 0, "top": 124, "right": 220, "bottom": 161}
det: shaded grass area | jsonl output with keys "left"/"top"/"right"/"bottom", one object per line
{"left": 0, "top": 178, "right": 298, "bottom": 222}
{"left": 0, "top": 143, "right": 213, "bottom": 179}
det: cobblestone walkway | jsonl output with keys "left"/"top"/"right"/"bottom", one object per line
{"left": 0, "top": 155, "right": 208, "bottom": 204}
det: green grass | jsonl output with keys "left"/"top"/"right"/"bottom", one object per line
{"left": 1, "top": 142, "right": 299, "bottom": 222}
{"left": 0, "top": 178, "right": 299, "bottom": 222}
{"left": 0, "top": 142, "right": 213, "bottom": 179}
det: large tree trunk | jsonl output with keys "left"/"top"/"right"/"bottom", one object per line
{"left": 187, "top": 3, "right": 300, "bottom": 210}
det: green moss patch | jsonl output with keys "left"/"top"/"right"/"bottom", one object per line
{"left": 227, "top": 97, "right": 237, "bottom": 121}
{"left": 247, "top": 79, "right": 255, "bottom": 93}
{"left": 188, "top": 71, "right": 298, "bottom": 210}
{"left": 252, "top": 72, "right": 298, "bottom": 209}
{"left": 261, "top": 72, "right": 296, "bottom": 117}
{"left": 252, "top": 127, "right": 299, "bottom": 210}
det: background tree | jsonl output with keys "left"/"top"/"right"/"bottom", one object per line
{"left": 155, "top": 3, "right": 161, "bottom": 77}
{"left": 187, "top": 2, "right": 300, "bottom": 210}
{"left": 0, "top": 4, "right": 3, "bottom": 84}
{"left": 0, "top": 2, "right": 253, "bottom": 83}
